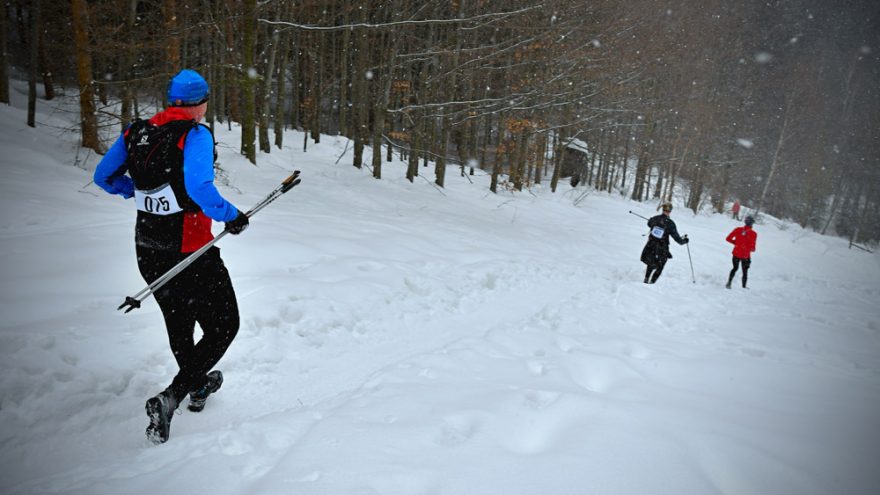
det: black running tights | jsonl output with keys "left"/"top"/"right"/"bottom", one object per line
{"left": 645, "top": 259, "right": 668, "bottom": 283}
{"left": 727, "top": 256, "right": 751, "bottom": 287}
{"left": 136, "top": 246, "right": 239, "bottom": 402}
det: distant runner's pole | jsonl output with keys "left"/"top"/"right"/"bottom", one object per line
{"left": 685, "top": 236, "right": 696, "bottom": 283}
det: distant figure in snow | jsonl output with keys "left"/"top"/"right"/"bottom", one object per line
{"left": 641, "top": 202, "right": 689, "bottom": 284}
{"left": 731, "top": 199, "right": 741, "bottom": 220}
{"left": 93, "top": 69, "right": 249, "bottom": 444}
{"left": 725, "top": 215, "right": 757, "bottom": 289}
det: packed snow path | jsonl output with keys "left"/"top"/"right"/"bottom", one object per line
{"left": 1, "top": 92, "right": 879, "bottom": 494}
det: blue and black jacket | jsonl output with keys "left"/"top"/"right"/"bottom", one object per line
{"left": 94, "top": 107, "right": 239, "bottom": 253}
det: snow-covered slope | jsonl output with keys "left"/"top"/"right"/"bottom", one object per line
{"left": 1, "top": 84, "right": 879, "bottom": 495}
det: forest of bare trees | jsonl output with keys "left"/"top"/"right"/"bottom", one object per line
{"left": 2, "top": 0, "right": 878, "bottom": 244}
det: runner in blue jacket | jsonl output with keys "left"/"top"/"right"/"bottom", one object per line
{"left": 95, "top": 69, "right": 248, "bottom": 444}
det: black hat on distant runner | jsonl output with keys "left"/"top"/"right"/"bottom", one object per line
{"left": 744, "top": 215, "right": 755, "bottom": 226}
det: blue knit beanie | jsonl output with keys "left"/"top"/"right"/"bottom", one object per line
{"left": 744, "top": 215, "right": 755, "bottom": 226}
{"left": 167, "top": 69, "right": 209, "bottom": 107}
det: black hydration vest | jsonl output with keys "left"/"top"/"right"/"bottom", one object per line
{"left": 123, "top": 119, "right": 210, "bottom": 251}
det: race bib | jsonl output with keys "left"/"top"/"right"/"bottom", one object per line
{"left": 651, "top": 226, "right": 665, "bottom": 239}
{"left": 135, "top": 183, "right": 182, "bottom": 215}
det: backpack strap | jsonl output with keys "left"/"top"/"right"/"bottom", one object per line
{"left": 174, "top": 122, "right": 217, "bottom": 163}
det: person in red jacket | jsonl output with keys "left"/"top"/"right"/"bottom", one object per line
{"left": 725, "top": 215, "right": 757, "bottom": 288}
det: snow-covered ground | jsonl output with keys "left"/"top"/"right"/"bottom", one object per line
{"left": 1, "top": 83, "right": 879, "bottom": 495}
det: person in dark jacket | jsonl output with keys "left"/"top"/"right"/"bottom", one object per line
{"left": 641, "top": 203, "right": 689, "bottom": 284}
{"left": 94, "top": 69, "right": 250, "bottom": 444}
{"left": 725, "top": 215, "right": 758, "bottom": 289}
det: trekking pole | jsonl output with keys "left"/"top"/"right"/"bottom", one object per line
{"left": 117, "top": 170, "right": 302, "bottom": 313}
{"left": 629, "top": 211, "right": 651, "bottom": 236}
{"left": 684, "top": 235, "right": 696, "bottom": 283}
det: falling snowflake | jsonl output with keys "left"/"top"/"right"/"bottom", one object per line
{"left": 754, "top": 52, "right": 773, "bottom": 64}
{"left": 736, "top": 138, "right": 754, "bottom": 149}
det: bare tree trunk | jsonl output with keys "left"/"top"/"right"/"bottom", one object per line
{"left": 588, "top": 129, "right": 601, "bottom": 187}
{"left": 631, "top": 119, "right": 655, "bottom": 202}
{"left": 850, "top": 187, "right": 873, "bottom": 246}
{"left": 0, "top": 1, "right": 8, "bottom": 104}
{"left": 259, "top": 6, "right": 281, "bottom": 154}
{"left": 225, "top": 9, "right": 239, "bottom": 126}
{"left": 386, "top": 106, "right": 394, "bottom": 163}
{"left": 550, "top": 127, "right": 566, "bottom": 193}
{"left": 27, "top": 0, "right": 39, "bottom": 127}
{"left": 435, "top": 6, "right": 461, "bottom": 189}
{"left": 755, "top": 108, "right": 790, "bottom": 216}
{"left": 534, "top": 134, "right": 546, "bottom": 185}
{"left": 404, "top": 67, "right": 418, "bottom": 181}
{"left": 338, "top": 9, "right": 351, "bottom": 137}
{"left": 663, "top": 130, "right": 690, "bottom": 202}
{"left": 687, "top": 162, "right": 704, "bottom": 213}
{"left": 407, "top": 128, "right": 420, "bottom": 181}
{"left": 619, "top": 122, "right": 632, "bottom": 191}
{"left": 606, "top": 128, "right": 620, "bottom": 192}
{"left": 310, "top": 9, "right": 323, "bottom": 144}
{"left": 240, "top": 0, "right": 257, "bottom": 164}
{"left": 210, "top": 0, "right": 225, "bottom": 127}
{"left": 512, "top": 130, "right": 527, "bottom": 191}
{"left": 274, "top": 37, "right": 290, "bottom": 149}
{"left": 372, "top": 30, "right": 394, "bottom": 179}
{"left": 120, "top": 0, "right": 138, "bottom": 130}
{"left": 179, "top": 8, "right": 189, "bottom": 68}
{"left": 163, "top": 0, "right": 180, "bottom": 74}
{"left": 435, "top": 118, "right": 448, "bottom": 187}
{"left": 821, "top": 173, "right": 848, "bottom": 235}
{"left": 490, "top": 118, "right": 504, "bottom": 193}
{"left": 70, "top": 0, "right": 100, "bottom": 152}
{"left": 37, "top": 14, "right": 53, "bottom": 101}
{"left": 351, "top": 24, "right": 367, "bottom": 169}
{"left": 652, "top": 156, "right": 664, "bottom": 199}
{"left": 289, "top": 31, "right": 299, "bottom": 130}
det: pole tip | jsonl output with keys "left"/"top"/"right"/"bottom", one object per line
{"left": 117, "top": 296, "right": 141, "bottom": 313}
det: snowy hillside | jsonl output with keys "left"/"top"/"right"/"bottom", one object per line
{"left": 1, "top": 84, "right": 879, "bottom": 495}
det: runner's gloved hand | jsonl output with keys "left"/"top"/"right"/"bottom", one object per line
{"left": 682, "top": 235, "right": 689, "bottom": 244}
{"left": 225, "top": 210, "right": 249, "bottom": 235}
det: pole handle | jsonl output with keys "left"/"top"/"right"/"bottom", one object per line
{"left": 281, "top": 170, "right": 301, "bottom": 193}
